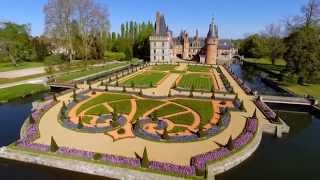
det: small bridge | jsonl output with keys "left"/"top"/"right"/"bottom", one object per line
{"left": 261, "top": 95, "right": 312, "bottom": 106}
{"left": 48, "top": 83, "right": 74, "bottom": 89}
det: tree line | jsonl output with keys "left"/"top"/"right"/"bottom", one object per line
{"left": 237, "top": 0, "right": 320, "bottom": 83}
{"left": 0, "top": 0, "right": 154, "bottom": 67}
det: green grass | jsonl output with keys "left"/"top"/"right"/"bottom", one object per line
{"left": 109, "top": 100, "right": 132, "bottom": 114}
{"left": 167, "top": 113, "right": 195, "bottom": 126}
{"left": 0, "top": 62, "right": 44, "bottom": 72}
{"left": 244, "top": 58, "right": 286, "bottom": 66}
{"left": 76, "top": 93, "right": 132, "bottom": 115}
{"left": 168, "top": 126, "right": 188, "bottom": 133}
{"left": 155, "top": 103, "right": 186, "bottom": 117}
{"left": 55, "top": 63, "right": 126, "bottom": 82}
{"left": 0, "top": 73, "right": 47, "bottom": 84}
{"left": 133, "top": 99, "right": 165, "bottom": 122}
{"left": 171, "top": 99, "right": 213, "bottom": 126}
{"left": 178, "top": 73, "right": 213, "bottom": 91}
{"left": 151, "top": 65, "right": 177, "bottom": 71}
{"left": 85, "top": 105, "right": 110, "bottom": 116}
{"left": 187, "top": 65, "right": 211, "bottom": 72}
{"left": 280, "top": 83, "right": 320, "bottom": 100}
{"left": 82, "top": 116, "right": 93, "bottom": 124}
{"left": 0, "top": 84, "right": 49, "bottom": 102}
{"left": 122, "top": 71, "right": 166, "bottom": 87}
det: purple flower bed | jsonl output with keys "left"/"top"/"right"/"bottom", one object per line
{"left": 223, "top": 65, "right": 252, "bottom": 95}
{"left": 58, "top": 147, "right": 95, "bottom": 159}
{"left": 233, "top": 132, "right": 253, "bottom": 149}
{"left": 101, "top": 154, "right": 140, "bottom": 168}
{"left": 190, "top": 147, "right": 231, "bottom": 170}
{"left": 149, "top": 161, "right": 196, "bottom": 176}
{"left": 246, "top": 117, "right": 258, "bottom": 133}
{"left": 255, "top": 100, "right": 276, "bottom": 120}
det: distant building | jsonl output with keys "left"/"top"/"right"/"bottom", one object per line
{"left": 149, "top": 12, "right": 237, "bottom": 64}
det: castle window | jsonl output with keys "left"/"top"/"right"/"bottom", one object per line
{"left": 154, "top": 56, "right": 156, "bottom": 60}
{"left": 162, "top": 42, "right": 165, "bottom": 47}
{"left": 154, "top": 42, "right": 156, "bottom": 46}
{"left": 162, "top": 50, "right": 165, "bottom": 54}
{"left": 162, "top": 56, "right": 164, "bottom": 60}
{"left": 154, "top": 50, "right": 156, "bottom": 54}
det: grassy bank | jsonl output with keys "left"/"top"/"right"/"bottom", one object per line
{"left": 0, "top": 84, "right": 49, "bottom": 103}
{"left": 280, "top": 83, "right": 320, "bottom": 100}
{"left": 0, "top": 62, "right": 44, "bottom": 72}
{"left": 244, "top": 58, "right": 286, "bottom": 66}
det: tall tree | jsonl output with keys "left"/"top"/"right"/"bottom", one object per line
{"left": 301, "top": 0, "right": 320, "bottom": 26}
{"left": 0, "top": 22, "right": 31, "bottom": 66}
{"left": 261, "top": 24, "right": 286, "bottom": 65}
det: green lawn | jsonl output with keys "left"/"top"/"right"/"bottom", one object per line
{"left": 85, "top": 105, "right": 110, "bottom": 116}
{"left": 76, "top": 93, "right": 132, "bottom": 115}
{"left": 109, "top": 100, "right": 132, "bottom": 114}
{"left": 168, "top": 126, "right": 188, "bottom": 134}
{"left": 171, "top": 99, "right": 213, "bottom": 126}
{"left": 0, "top": 62, "right": 44, "bottom": 72}
{"left": 133, "top": 99, "right": 165, "bottom": 122}
{"left": 280, "top": 83, "right": 320, "bottom": 100}
{"left": 0, "top": 73, "right": 47, "bottom": 85}
{"left": 0, "top": 84, "right": 49, "bottom": 102}
{"left": 122, "top": 71, "right": 166, "bottom": 87}
{"left": 155, "top": 103, "right": 186, "bottom": 117}
{"left": 55, "top": 63, "right": 126, "bottom": 82}
{"left": 187, "top": 65, "right": 211, "bottom": 72}
{"left": 244, "top": 58, "right": 286, "bottom": 66}
{"left": 151, "top": 64, "right": 177, "bottom": 71}
{"left": 82, "top": 116, "right": 93, "bottom": 124}
{"left": 178, "top": 73, "right": 213, "bottom": 91}
{"left": 167, "top": 113, "right": 195, "bottom": 126}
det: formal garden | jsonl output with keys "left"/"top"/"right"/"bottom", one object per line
{"left": 10, "top": 63, "right": 259, "bottom": 179}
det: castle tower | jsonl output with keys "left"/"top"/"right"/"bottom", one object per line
{"left": 205, "top": 18, "right": 218, "bottom": 65}
{"left": 182, "top": 31, "right": 190, "bottom": 59}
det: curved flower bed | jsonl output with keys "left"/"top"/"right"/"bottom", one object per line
{"left": 149, "top": 161, "right": 196, "bottom": 176}
{"left": 190, "top": 116, "right": 258, "bottom": 172}
{"left": 133, "top": 114, "right": 231, "bottom": 143}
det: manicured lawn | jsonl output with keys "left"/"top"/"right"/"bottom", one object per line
{"left": 280, "top": 83, "right": 320, "bottom": 100}
{"left": 0, "top": 84, "right": 49, "bottom": 102}
{"left": 85, "top": 105, "right": 110, "bottom": 116}
{"left": 151, "top": 64, "right": 177, "bottom": 71}
{"left": 178, "top": 73, "right": 213, "bottom": 91}
{"left": 55, "top": 63, "right": 126, "bottom": 82}
{"left": 171, "top": 99, "right": 213, "bottom": 126}
{"left": 155, "top": 103, "right": 186, "bottom": 117}
{"left": 167, "top": 113, "right": 195, "bottom": 126}
{"left": 77, "top": 93, "right": 132, "bottom": 115}
{"left": 82, "top": 116, "right": 93, "bottom": 124}
{"left": 168, "top": 126, "right": 188, "bottom": 133}
{"left": 244, "top": 58, "right": 286, "bottom": 66}
{"left": 0, "top": 73, "right": 47, "bottom": 84}
{"left": 133, "top": 99, "right": 165, "bottom": 122}
{"left": 187, "top": 65, "right": 211, "bottom": 72}
{"left": 0, "top": 62, "right": 44, "bottom": 72}
{"left": 122, "top": 71, "right": 166, "bottom": 87}
{"left": 109, "top": 100, "right": 132, "bottom": 114}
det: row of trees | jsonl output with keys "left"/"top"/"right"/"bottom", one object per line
{"left": 237, "top": 0, "right": 320, "bottom": 83}
{"left": 106, "top": 21, "right": 154, "bottom": 60}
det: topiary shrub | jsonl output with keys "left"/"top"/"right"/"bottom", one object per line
{"left": 50, "top": 136, "right": 59, "bottom": 152}
{"left": 78, "top": 117, "right": 83, "bottom": 129}
{"left": 139, "top": 88, "right": 143, "bottom": 96}
{"left": 117, "top": 128, "right": 126, "bottom": 135}
{"left": 116, "top": 80, "right": 119, "bottom": 87}
{"left": 29, "top": 115, "right": 35, "bottom": 124}
{"left": 149, "top": 81, "right": 153, "bottom": 88}
{"left": 105, "top": 84, "right": 108, "bottom": 91}
{"left": 93, "top": 153, "right": 102, "bottom": 161}
{"left": 122, "top": 86, "right": 126, "bottom": 92}
{"left": 53, "top": 93, "right": 58, "bottom": 102}
{"left": 131, "top": 81, "right": 135, "bottom": 88}
{"left": 141, "top": 147, "right": 149, "bottom": 168}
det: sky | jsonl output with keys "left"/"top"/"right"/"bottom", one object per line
{"left": 0, "top": 0, "right": 311, "bottom": 39}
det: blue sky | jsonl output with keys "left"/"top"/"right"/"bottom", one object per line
{"left": 0, "top": 0, "right": 310, "bottom": 39}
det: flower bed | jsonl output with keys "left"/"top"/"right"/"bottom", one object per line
{"left": 190, "top": 116, "right": 258, "bottom": 172}
{"left": 254, "top": 99, "right": 277, "bottom": 121}
{"left": 149, "top": 161, "right": 196, "bottom": 176}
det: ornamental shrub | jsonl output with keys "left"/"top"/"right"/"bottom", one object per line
{"left": 141, "top": 147, "right": 149, "bottom": 168}
{"left": 149, "top": 81, "right": 153, "bottom": 87}
{"left": 93, "top": 153, "right": 102, "bottom": 160}
{"left": 131, "top": 81, "right": 135, "bottom": 88}
{"left": 227, "top": 136, "right": 234, "bottom": 151}
{"left": 168, "top": 90, "right": 172, "bottom": 97}
{"left": 53, "top": 93, "right": 58, "bottom": 102}
{"left": 105, "top": 85, "right": 108, "bottom": 91}
{"left": 117, "top": 128, "right": 126, "bottom": 134}
{"left": 116, "top": 80, "right": 119, "bottom": 87}
{"left": 29, "top": 115, "right": 35, "bottom": 124}
{"left": 100, "top": 81, "right": 104, "bottom": 86}
{"left": 50, "top": 136, "right": 59, "bottom": 152}
{"left": 189, "top": 90, "right": 194, "bottom": 98}
{"left": 78, "top": 117, "right": 83, "bottom": 129}
{"left": 122, "top": 86, "right": 126, "bottom": 92}
{"left": 139, "top": 88, "right": 143, "bottom": 96}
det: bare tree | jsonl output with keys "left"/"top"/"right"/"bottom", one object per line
{"left": 44, "top": 0, "right": 75, "bottom": 62}
{"left": 301, "top": 0, "right": 320, "bottom": 26}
